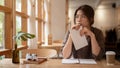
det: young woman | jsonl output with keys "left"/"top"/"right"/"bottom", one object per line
{"left": 62, "top": 5, "right": 105, "bottom": 60}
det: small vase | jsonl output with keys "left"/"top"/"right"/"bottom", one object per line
{"left": 12, "top": 43, "right": 20, "bottom": 63}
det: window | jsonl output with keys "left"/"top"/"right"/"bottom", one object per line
{"left": 36, "top": 20, "right": 38, "bottom": 39}
{"left": 16, "top": 16, "right": 22, "bottom": 34}
{"left": 0, "top": 12, "right": 5, "bottom": 49}
{"left": 27, "top": 0, "right": 31, "bottom": 16}
{"left": 0, "top": 0, "right": 5, "bottom": 49}
{"left": 16, "top": 0, "right": 22, "bottom": 46}
{"left": 0, "top": 0, "right": 44, "bottom": 49}
{"left": 43, "top": 0, "right": 49, "bottom": 45}
{"left": 16, "top": 0, "right": 21, "bottom": 12}
{"left": 27, "top": 18, "right": 30, "bottom": 46}
{"left": 36, "top": 0, "right": 38, "bottom": 17}
{"left": 0, "top": 0, "right": 4, "bottom": 6}
{"left": 16, "top": 16, "right": 22, "bottom": 45}
{"left": 27, "top": 0, "right": 38, "bottom": 48}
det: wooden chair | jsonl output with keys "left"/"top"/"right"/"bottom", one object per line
{"left": 21, "top": 49, "right": 57, "bottom": 58}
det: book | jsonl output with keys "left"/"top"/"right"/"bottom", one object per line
{"left": 70, "top": 26, "right": 88, "bottom": 50}
{"left": 62, "top": 59, "right": 97, "bottom": 64}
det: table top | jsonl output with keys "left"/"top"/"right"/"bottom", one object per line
{"left": 0, "top": 59, "right": 120, "bottom": 68}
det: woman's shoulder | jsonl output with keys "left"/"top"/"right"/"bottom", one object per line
{"left": 91, "top": 27, "right": 103, "bottom": 33}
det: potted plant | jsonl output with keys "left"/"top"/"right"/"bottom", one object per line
{"left": 12, "top": 31, "right": 35, "bottom": 63}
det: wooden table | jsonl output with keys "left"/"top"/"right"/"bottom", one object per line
{"left": 0, "top": 59, "right": 120, "bottom": 68}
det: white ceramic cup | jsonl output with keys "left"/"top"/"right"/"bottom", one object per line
{"left": 106, "top": 51, "right": 116, "bottom": 65}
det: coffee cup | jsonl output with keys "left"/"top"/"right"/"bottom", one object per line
{"left": 106, "top": 51, "right": 116, "bottom": 65}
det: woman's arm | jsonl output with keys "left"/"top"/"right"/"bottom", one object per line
{"left": 90, "top": 33, "right": 101, "bottom": 56}
{"left": 80, "top": 27, "right": 101, "bottom": 56}
{"left": 91, "top": 29, "right": 105, "bottom": 60}
{"left": 62, "top": 24, "right": 80, "bottom": 58}
{"left": 62, "top": 35, "right": 73, "bottom": 58}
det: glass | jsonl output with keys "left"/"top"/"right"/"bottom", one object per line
{"left": 16, "top": 0, "right": 21, "bottom": 12}
{"left": 0, "top": 12, "right": 5, "bottom": 49}
{"left": 106, "top": 51, "right": 116, "bottom": 65}
{"left": 0, "top": 0, "right": 4, "bottom": 6}
{"left": 16, "top": 16, "right": 22, "bottom": 46}
{"left": 0, "top": 55, "right": 5, "bottom": 60}
{"left": 27, "top": 0, "right": 31, "bottom": 16}
{"left": 36, "top": 0, "right": 38, "bottom": 17}
{"left": 0, "top": 56, "right": 2, "bottom": 60}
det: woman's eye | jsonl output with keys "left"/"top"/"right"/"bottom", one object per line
{"left": 81, "top": 15, "right": 86, "bottom": 18}
{"left": 75, "top": 15, "right": 79, "bottom": 18}
{"left": 75, "top": 15, "right": 86, "bottom": 18}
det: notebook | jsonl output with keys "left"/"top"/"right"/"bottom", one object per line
{"left": 70, "top": 26, "right": 88, "bottom": 50}
{"left": 62, "top": 59, "right": 79, "bottom": 64}
{"left": 62, "top": 59, "right": 97, "bottom": 64}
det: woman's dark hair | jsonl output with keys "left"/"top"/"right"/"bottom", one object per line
{"left": 74, "top": 5, "right": 95, "bottom": 25}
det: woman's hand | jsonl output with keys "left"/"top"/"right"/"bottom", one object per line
{"left": 71, "top": 24, "right": 81, "bottom": 30}
{"left": 80, "top": 27, "right": 95, "bottom": 38}
{"left": 80, "top": 27, "right": 100, "bottom": 56}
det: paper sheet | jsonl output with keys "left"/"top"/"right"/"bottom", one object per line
{"left": 79, "top": 59, "right": 97, "bottom": 64}
{"left": 62, "top": 59, "right": 97, "bottom": 64}
{"left": 62, "top": 59, "right": 79, "bottom": 64}
{"left": 70, "top": 27, "right": 88, "bottom": 50}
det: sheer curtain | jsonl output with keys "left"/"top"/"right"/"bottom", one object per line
{"left": 44, "top": 0, "right": 50, "bottom": 45}
{"left": 28, "top": 0, "right": 37, "bottom": 49}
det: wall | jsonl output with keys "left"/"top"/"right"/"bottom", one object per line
{"left": 94, "top": 4, "right": 117, "bottom": 36}
{"left": 69, "top": 7, "right": 75, "bottom": 26}
{"left": 116, "top": 7, "right": 120, "bottom": 39}
{"left": 51, "top": 0, "right": 66, "bottom": 41}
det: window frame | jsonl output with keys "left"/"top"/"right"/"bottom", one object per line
{"left": 0, "top": 0, "right": 44, "bottom": 57}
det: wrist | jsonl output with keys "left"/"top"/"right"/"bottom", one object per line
{"left": 90, "top": 33, "right": 95, "bottom": 39}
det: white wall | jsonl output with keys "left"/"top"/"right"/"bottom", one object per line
{"left": 94, "top": 4, "right": 118, "bottom": 36}
{"left": 51, "top": 0, "right": 66, "bottom": 41}
{"left": 69, "top": 8, "right": 75, "bottom": 26}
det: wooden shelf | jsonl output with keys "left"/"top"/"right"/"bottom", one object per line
{"left": 17, "top": 45, "right": 28, "bottom": 50}
{"left": 0, "top": 45, "right": 28, "bottom": 56}
{"left": 0, "top": 5, "right": 12, "bottom": 13}
{"left": 0, "top": 49, "right": 11, "bottom": 56}
{"left": 16, "top": 11, "right": 29, "bottom": 18}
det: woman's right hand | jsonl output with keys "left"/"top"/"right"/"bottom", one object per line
{"left": 71, "top": 24, "right": 81, "bottom": 30}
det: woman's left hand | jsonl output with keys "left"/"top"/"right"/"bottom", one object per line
{"left": 80, "top": 27, "right": 94, "bottom": 38}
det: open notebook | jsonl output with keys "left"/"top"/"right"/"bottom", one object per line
{"left": 62, "top": 59, "right": 97, "bottom": 64}
{"left": 70, "top": 26, "right": 88, "bottom": 50}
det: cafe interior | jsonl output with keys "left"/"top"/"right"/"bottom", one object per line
{"left": 0, "top": 0, "right": 120, "bottom": 68}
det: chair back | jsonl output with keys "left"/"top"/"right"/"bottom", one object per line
{"left": 21, "top": 49, "right": 57, "bottom": 58}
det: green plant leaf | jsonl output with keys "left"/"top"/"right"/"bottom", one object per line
{"left": 20, "top": 35, "right": 28, "bottom": 41}
{"left": 14, "top": 31, "right": 35, "bottom": 43}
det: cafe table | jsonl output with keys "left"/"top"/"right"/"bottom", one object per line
{"left": 0, "top": 58, "right": 120, "bottom": 68}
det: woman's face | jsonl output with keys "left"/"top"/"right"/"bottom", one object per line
{"left": 75, "top": 10, "right": 90, "bottom": 28}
